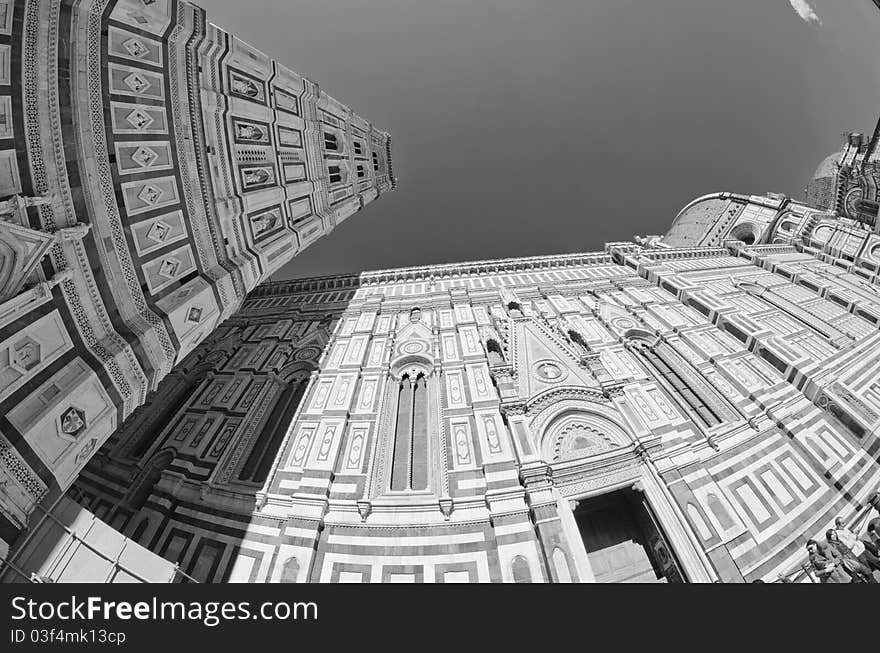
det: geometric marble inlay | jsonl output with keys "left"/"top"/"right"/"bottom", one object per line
{"left": 58, "top": 406, "right": 86, "bottom": 439}
{"left": 125, "top": 108, "right": 154, "bottom": 130}
{"left": 146, "top": 220, "right": 172, "bottom": 244}
{"left": 122, "top": 37, "right": 149, "bottom": 59}
{"left": 9, "top": 337, "right": 41, "bottom": 372}
{"left": 186, "top": 306, "right": 204, "bottom": 323}
{"left": 131, "top": 146, "right": 159, "bottom": 168}
{"left": 123, "top": 71, "right": 151, "bottom": 94}
{"left": 138, "top": 183, "right": 163, "bottom": 206}
{"left": 158, "top": 257, "right": 182, "bottom": 279}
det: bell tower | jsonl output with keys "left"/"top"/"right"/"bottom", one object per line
{"left": 0, "top": 0, "right": 395, "bottom": 553}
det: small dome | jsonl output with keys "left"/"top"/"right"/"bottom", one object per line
{"left": 662, "top": 194, "right": 738, "bottom": 247}
{"left": 805, "top": 150, "right": 843, "bottom": 211}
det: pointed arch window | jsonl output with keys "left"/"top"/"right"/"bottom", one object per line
{"left": 628, "top": 337, "right": 737, "bottom": 428}
{"left": 511, "top": 555, "right": 532, "bottom": 583}
{"left": 390, "top": 373, "right": 429, "bottom": 491}
{"left": 239, "top": 377, "right": 309, "bottom": 484}
{"left": 128, "top": 450, "right": 175, "bottom": 510}
{"left": 567, "top": 330, "right": 590, "bottom": 356}
{"left": 486, "top": 339, "right": 506, "bottom": 366}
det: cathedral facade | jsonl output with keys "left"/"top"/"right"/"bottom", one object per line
{"left": 3, "top": 3, "right": 880, "bottom": 584}
{"left": 0, "top": 0, "right": 395, "bottom": 558}
{"left": 61, "top": 165, "right": 880, "bottom": 582}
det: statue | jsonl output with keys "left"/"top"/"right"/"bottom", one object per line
{"left": 0, "top": 193, "right": 55, "bottom": 217}
{"left": 53, "top": 222, "right": 91, "bottom": 242}
{"left": 33, "top": 268, "right": 73, "bottom": 297}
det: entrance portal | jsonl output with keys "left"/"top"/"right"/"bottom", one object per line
{"left": 573, "top": 488, "right": 684, "bottom": 583}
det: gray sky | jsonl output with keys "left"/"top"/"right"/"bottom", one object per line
{"left": 204, "top": 0, "right": 880, "bottom": 280}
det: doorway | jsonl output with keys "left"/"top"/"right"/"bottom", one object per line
{"left": 573, "top": 488, "right": 684, "bottom": 583}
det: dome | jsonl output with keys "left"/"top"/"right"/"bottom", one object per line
{"left": 662, "top": 193, "right": 740, "bottom": 247}
{"left": 805, "top": 150, "right": 843, "bottom": 211}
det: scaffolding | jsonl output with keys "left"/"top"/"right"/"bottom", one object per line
{"left": 0, "top": 497, "right": 196, "bottom": 583}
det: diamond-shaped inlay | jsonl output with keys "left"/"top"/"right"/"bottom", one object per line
{"left": 146, "top": 220, "right": 172, "bottom": 244}
{"left": 158, "top": 257, "right": 182, "bottom": 280}
{"left": 140, "top": 0, "right": 157, "bottom": 6}
{"left": 125, "top": 108, "right": 154, "bottom": 131}
{"left": 132, "top": 13, "right": 149, "bottom": 25}
{"left": 75, "top": 438, "right": 98, "bottom": 465}
{"left": 9, "top": 337, "right": 41, "bottom": 373}
{"left": 186, "top": 306, "right": 204, "bottom": 323}
{"left": 131, "top": 146, "right": 159, "bottom": 168}
{"left": 123, "top": 72, "right": 151, "bottom": 94}
{"left": 59, "top": 407, "right": 86, "bottom": 438}
{"left": 138, "top": 183, "right": 163, "bottom": 206}
{"left": 122, "top": 37, "right": 149, "bottom": 58}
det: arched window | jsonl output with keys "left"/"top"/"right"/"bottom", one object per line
{"left": 409, "top": 307, "right": 422, "bottom": 323}
{"left": 628, "top": 337, "right": 737, "bottom": 428}
{"left": 390, "top": 373, "right": 429, "bottom": 491}
{"left": 128, "top": 450, "right": 175, "bottom": 510}
{"left": 128, "top": 369, "right": 207, "bottom": 459}
{"left": 280, "top": 557, "right": 300, "bottom": 583}
{"left": 507, "top": 301, "right": 522, "bottom": 317}
{"left": 486, "top": 339, "right": 505, "bottom": 366}
{"left": 239, "top": 377, "right": 309, "bottom": 484}
{"left": 552, "top": 548, "right": 572, "bottom": 583}
{"left": 567, "top": 330, "right": 590, "bottom": 355}
{"left": 511, "top": 555, "right": 531, "bottom": 583}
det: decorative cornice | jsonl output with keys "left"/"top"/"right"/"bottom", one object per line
{"left": 249, "top": 251, "right": 619, "bottom": 298}
{"left": 384, "top": 132, "right": 397, "bottom": 190}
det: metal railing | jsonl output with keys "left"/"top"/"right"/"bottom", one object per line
{"left": 2, "top": 501, "right": 198, "bottom": 584}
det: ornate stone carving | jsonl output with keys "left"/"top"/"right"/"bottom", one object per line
{"left": 550, "top": 422, "right": 615, "bottom": 462}
{"left": 439, "top": 496, "right": 453, "bottom": 520}
{"left": 58, "top": 406, "right": 87, "bottom": 440}
{"left": 357, "top": 500, "right": 372, "bottom": 522}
